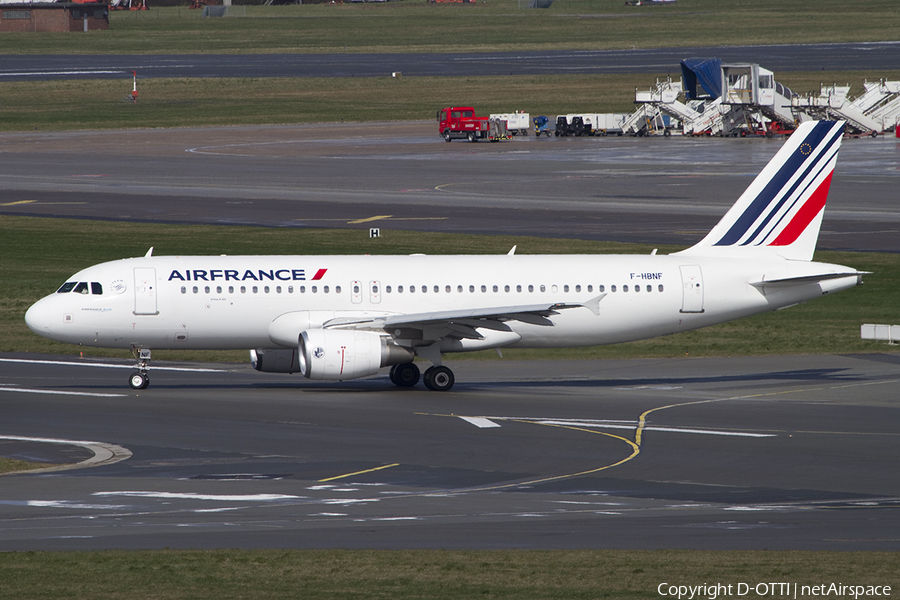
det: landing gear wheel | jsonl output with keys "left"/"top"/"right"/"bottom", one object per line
{"left": 423, "top": 366, "right": 454, "bottom": 392}
{"left": 129, "top": 371, "right": 149, "bottom": 390}
{"left": 391, "top": 363, "right": 420, "bottom": 387}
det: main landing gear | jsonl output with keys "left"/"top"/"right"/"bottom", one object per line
{"left": 129, "top": 348, "right": 151, "bottom": 390}
{"left": 389, "top": 363, "right": 455, "bottom": 392}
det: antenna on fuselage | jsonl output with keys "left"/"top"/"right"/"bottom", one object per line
{"left": 144, "top": 247, "right": 154, "bottom": 258}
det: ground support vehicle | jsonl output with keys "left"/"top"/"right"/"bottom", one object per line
{"left": 491, "top": 111, "right": 530, "bottom": 135}
{"left": 578, "top": 113, "right": 629, "bottom": 136}
{"left": 437, "top": 107, "right": 508, "bottom": 142}
{"left": 533, "top": 115, "right": 552, "bottom": 136}
{"left": 554, "top": 115, "right": 588, "bottom": 137}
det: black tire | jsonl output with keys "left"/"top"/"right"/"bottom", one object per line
{"left": 129, "top": 372, "right": 149, "bottom": 390}
{"left": 443, "top": 130, "right": 452, "bottom": 142}
{"left": 423, "top": 366, "right": 454, "bottom": 392}
{"left": 393, "top": 362, "right": 420, "bottom": 387}
{"left": 467, "top": 132, "right": 477, "bottom": 143}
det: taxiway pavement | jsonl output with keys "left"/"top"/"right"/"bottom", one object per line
{"left": 1, "top": 122, "right": 898, "bottom": 252}
{"left": 1, "top": 353, "right": 899, "bottom": 551}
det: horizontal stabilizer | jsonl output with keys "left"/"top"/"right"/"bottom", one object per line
{"left": 750, "top": 271, "right": 865, "bottom": 288}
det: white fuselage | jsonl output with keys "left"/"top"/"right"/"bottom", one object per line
{"left": 25, "top": 253, "right": 859, "bottom": 353}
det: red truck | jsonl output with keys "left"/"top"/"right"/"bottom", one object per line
{"left": 437, "top": 106, "right": 508, "bottom": 142}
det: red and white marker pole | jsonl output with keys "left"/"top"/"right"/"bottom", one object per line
{"left": 131, "top": 71, "right": 138, "bottom": 103}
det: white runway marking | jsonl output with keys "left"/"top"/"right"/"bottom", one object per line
{"left": 0, "top": 357, "right": 222, "bottom": 373}
{"left": 458, "top": 416, "right": 502, "bottom": 428}
{"left": 0, "top": 386, "right": 126, "bottom": 398}
{"left": 94, "top": 491, "right": 304, "bottom": 502}
{"left": 459, "top": 416, "right": 775, "bottom": 438}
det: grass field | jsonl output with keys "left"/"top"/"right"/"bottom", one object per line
{"left": 0, "top": 549, "right": 897, "bottom": 599}
{"left": 3, "top": 70, "right": 900, "bottom": 132}
{"left": 0, "top": 0, "right": 898, "bottom": 55}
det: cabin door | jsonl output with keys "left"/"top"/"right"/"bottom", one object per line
{"left": 134, "top": 268, "right": 159, "bottom": 315}
{"left": 679, "top": 265, "right": 704, "bottom": 314}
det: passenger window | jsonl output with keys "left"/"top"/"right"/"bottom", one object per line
{"left": 469, "top": 285, "right": 475, "bottom": 293}
{"left": 205, "top": 286, "right": 211, "bottom": 294}
{"left": 646, "top": 285, "right": 652, "bottom": 292}
{"left": 193, "top": 286, "right": 199, "bottom": 294}
{"left": 611, "top": 285, "right": 617, "bottom": 292}
{"left": 623, "top": 285, "right": 629, "bottom": 292}
{"left": 504, "top": 285, "right": 510, "bottom": 292}
{"left": 599, "top": 285, "right": 605, "bottom": 293}
{"left": 528, "top": 285, "right": 534, "bottom": 292}
{"left": 217, "top": 286, "right": 223, "bottom": 294}
{"left": 91, "top": 282, "right": 103, "bottom": 295}
{"left": 323, "top": 286, "right": 329, "bottom": 293}
{"left": 445, "top": 285, "right": 451, "bottom": 293}
{"left": 658, "top": 284, "right": 664, "bottom": 292}
{"left": 181, "top": 286, "right": 187, "bottom": 294}
{"left": 57, "top": 282, "right": 77, "bottom": 294}
{"left": 336, "top": 286, "right": 341, "bottom": 293}
{"left": 564, "top": 285, "right": 569, "bottom": 292}
{"left": 575, "top": 285, "right": 581, "bottom": 292}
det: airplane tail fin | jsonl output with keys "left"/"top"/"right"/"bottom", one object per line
{"left": 675, "top": 120, "right": 844, "bottom": 262}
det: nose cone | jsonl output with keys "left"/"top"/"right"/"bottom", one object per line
{"left": 24, "top": 298, "right": 52, "bottom": 338}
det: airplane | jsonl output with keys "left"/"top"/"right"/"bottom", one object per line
{"left": 25, "top": 120, "right": 863, "bottom": 392}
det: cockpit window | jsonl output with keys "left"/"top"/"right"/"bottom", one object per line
{"left": 91, "top": 282, "right": 103, "bottom": 295}
{"left": 57, "top": 282, "right": 78, "bottom": 294}
{"left": 73, "top": 282, "right": 89, "bottom": 294}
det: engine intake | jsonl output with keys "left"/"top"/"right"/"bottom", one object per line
{"left": 299, "top": 329, "right": 414, "bottom": 381}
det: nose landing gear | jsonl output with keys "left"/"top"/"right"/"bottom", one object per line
{"left": 129, "top": 348, "right": 151, "bottom": 390}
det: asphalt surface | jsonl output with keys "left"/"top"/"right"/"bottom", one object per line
{"left": 2, "top": 352, "right": 899, "bottom": 551}
{"left": 2, "top": 42, "right": 900, "bottom": 81}
{"left": 1, "top": 121, "right": 898, "bottom": 252}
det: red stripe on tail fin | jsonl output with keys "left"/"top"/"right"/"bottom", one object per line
{"left": 769, "top": 171, "right": 833, "bottom": 247}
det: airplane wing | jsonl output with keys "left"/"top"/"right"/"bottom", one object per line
{"left": 323, "top": 296, "right": 605, "bottom": 341}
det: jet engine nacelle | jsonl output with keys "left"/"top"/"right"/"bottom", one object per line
{"left": 250, "top": 348, "right": 301, "bottom": 373}
{"left": 299, "top": 329, "right": 414, "bottom": 381}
